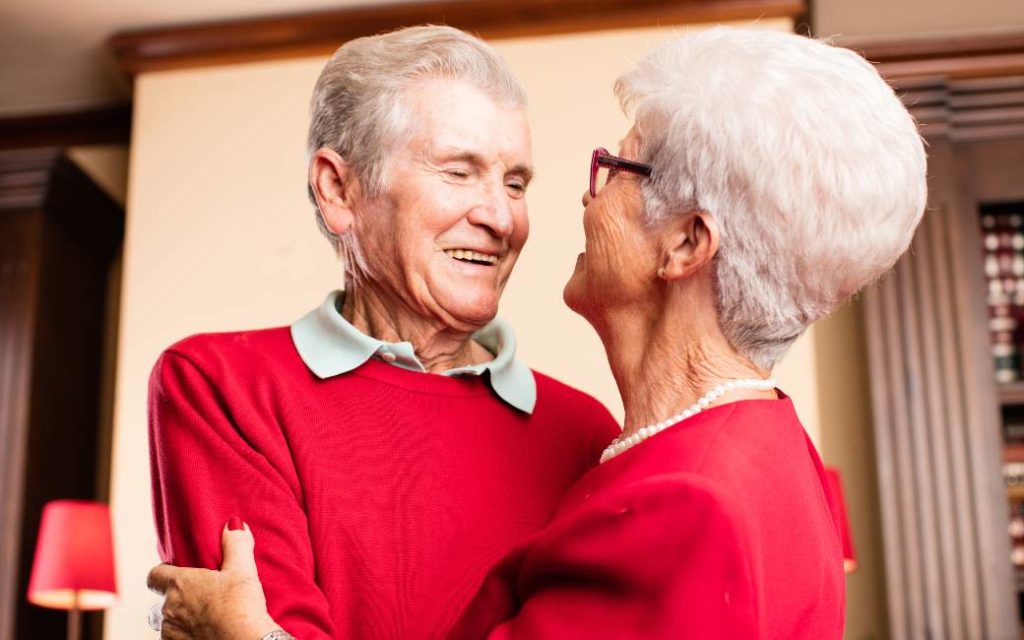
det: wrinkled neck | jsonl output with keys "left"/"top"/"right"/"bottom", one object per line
{"left": 341, "top": 286, "right": 491, "bottom": 372}
{"left": 596, "top": 286, "right": 771, "bottom": 436}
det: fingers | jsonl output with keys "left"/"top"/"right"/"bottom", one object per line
{"left": 159, "top": 616, "right": 189, "bottom": 640}
{"left": 220, "top": 519, "right": 258, "bottom": 576}
{"left": 148, "top": 563, "right": 215, "bottom": 596}
{"left": 151, "top": 597, "right": 184, "bottom": 640}
{"left": 146, "top": 564, "right": 180, "bottom": 595}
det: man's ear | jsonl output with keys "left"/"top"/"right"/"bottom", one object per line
{"left": 658, "top": 210, "right": 720, "bottom": 281}
{"left": 309, "top": 147, "right": 360, "bottom": 235}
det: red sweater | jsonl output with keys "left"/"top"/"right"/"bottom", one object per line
{"left": 449, "top": 397, "right": 845, "bottom": 639}
{"left": 149, "top": 328, "right": 618, "bottom": 639}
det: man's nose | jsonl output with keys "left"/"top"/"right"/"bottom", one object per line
{"left": 582, "top": 189, "right": 593, "bottom": 208}
{"left": 468, "top": 181, "right": 514, "bottom": 238}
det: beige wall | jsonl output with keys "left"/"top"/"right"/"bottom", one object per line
{"left": 817, "top": 299, "right": 889, "bottom": 640}
{"left": 103, "top": 18, "right": 827, "bottom": 639}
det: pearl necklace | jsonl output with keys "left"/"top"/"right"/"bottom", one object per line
{"left": 600, "top": 378, "right": 777, "bottom": 464}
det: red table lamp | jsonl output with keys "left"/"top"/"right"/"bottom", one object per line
{"left": 27, "top": 500, "right": 118, "bottom": 640}
{"left": 825, "top": 467, "right": 858, "bottom": 574}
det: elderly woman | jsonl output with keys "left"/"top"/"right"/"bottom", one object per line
{"left": 149, "top": 27, "right": 925, "bottom": 640}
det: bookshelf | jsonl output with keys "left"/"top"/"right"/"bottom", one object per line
{"left": 982, "top": 203, "right": 1024, "bottom": 624}
{"left": 857, "top": 45, "right": 1024, "bottom": 635}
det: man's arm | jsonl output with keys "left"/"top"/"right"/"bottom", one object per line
{"left": 149, "top": 348, "right": 336, "bottom": 639}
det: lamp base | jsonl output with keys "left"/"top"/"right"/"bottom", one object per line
{"left": 68, "top": 602, "right": 80, "bottom": 640}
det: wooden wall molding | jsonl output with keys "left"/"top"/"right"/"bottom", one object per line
{"left": 846, "top": 31, "right": 1024, "bottom": 80}
{"left": 0, "top": 104, "right": 131, "bottom": 151}
{"left": 108, "top": 0, "right": 805, "bottom": 76}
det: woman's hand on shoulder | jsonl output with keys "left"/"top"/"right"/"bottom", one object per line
{"left": 146, "top": 521, "right": 283, "bottom": 640}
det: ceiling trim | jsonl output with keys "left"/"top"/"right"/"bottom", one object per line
{"left": 844, "top": 31, "right": 1024, "bottom": 80}
{"left": 108, "top": 0, "right": 806, "bottom": 76}
{"left": 894, "top": 75, "right": 1024, "bottom": 142}
{"left": 841, "top": 31, "right": 1024, "bottom": 143}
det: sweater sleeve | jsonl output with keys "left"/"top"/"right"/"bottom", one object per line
{"left": 447, "top": 475, "right": 758, "bottom": 640}
{"left": 148, "top": 348, "right": 336, "bottom": 639}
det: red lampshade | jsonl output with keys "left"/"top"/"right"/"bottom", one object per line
{"left": 824, "top": 467, "right": 857, "bottom": 573}
{"left": 27, "top": 500, "right": 118, "bottom": 610}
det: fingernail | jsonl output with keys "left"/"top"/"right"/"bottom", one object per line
{"left": 227, "top": 516, "right": 243, "bottom": 531}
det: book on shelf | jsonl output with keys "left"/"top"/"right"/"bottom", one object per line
{"left": 1006, "top": 444, "right": 1024, "bottom": 464}
{"left": 1006, "top": 421, "right": 1024, "bottom": 443}
{"left": 983, "top": 211, "right": 1024, "bottom": 384}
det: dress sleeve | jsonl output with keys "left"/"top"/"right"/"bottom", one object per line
{"left": 148, "top": 349, "right": 336, "bottom": 639}
{"left": 448, "top": 475, "right": 758, "bottom": 640}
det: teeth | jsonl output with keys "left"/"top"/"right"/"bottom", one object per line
{"left": 444, "top": 249, "right": 498, "bottom": 264}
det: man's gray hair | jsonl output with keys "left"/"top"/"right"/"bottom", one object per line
{"left": 307, "top": 25, "right": 526, "bottom": 283}
{"left": 615, "top": 27, "right": 927, "bottom": 370}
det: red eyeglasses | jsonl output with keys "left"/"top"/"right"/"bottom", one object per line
{"left": 589, "top": 147, "right": 653, "bottom": 198}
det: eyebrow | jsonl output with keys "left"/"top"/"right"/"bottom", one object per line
{"left": 508, "top": 163, "right": 534, "bottom": 185}
{"left": 433, "top": 147, "right": 534, "bottom": 184}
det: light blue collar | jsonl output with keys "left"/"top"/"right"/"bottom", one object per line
{"left": 290, "top": 290, "right": 536, "bottom": 414}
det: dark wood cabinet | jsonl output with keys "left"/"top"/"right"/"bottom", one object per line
{"left": 0, "top": 149, "right": 123, "bottom": 640}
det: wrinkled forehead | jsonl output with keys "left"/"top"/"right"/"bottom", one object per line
{"left": 399, "top": 78, "right": 533, "bottom": 165}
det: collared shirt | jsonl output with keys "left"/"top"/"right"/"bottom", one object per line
{"left": 290, "top": 290, "right": 536, "bottom": 413}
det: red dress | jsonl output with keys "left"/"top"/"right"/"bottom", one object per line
{"left": 449, "top": 396, "right": 846, "bottom": 639}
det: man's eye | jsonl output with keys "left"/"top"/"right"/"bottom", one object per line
{"left": 506, "top": 181, "right": 527, "bottom": 194}
{"left": 444, "top": 169, "right": 470, "bottom": 179}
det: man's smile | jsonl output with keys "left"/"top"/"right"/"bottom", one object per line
{"left": 443, "top": 248, "right": 500, "bottom": 265}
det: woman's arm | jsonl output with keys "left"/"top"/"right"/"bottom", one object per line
{"left": 147, "top": 523, "right": 291, "bottom": 640}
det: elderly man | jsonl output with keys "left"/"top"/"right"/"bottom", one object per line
{"left": 148, "top": 26, "right": 618, "bottom": 640}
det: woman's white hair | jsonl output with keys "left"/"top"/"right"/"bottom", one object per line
{"left": 307, "top": 25, "right": 526, "bottom": 284}
{"left": 616, "top": 27, "right": 927, "bottom": 370}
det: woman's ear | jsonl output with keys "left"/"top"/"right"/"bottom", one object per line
{"left": 309, "top": 147, "right": 360, "bottom": 235}
{"left": 658, "top": 210, "right": 720, "bottom": 281}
